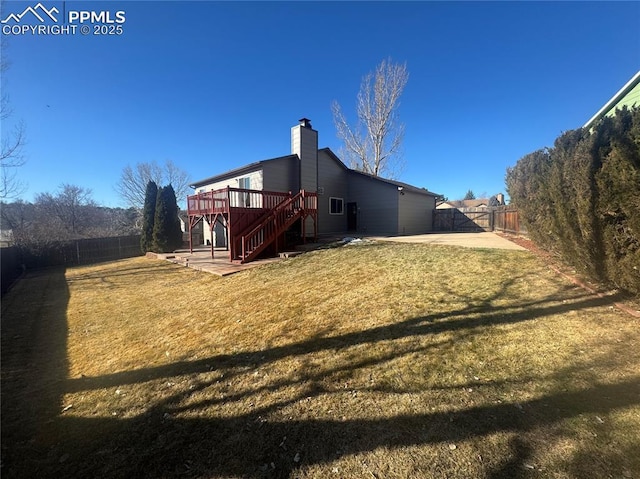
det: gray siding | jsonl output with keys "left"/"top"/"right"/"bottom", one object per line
{"left": 317, "top": 150, "right": 348, "bottom": 234}
{"left": 263, "top": 156, "right": 298, "bottom": 192}
{"left": 398, "top": 189, "right": 435, "bottom": 234}
{"left": 347, "top": 173, "right": 399, "bottom": 235}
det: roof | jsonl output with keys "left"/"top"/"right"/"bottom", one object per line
{"left": 583, "top": 71, "right": 640, "bottom": 129}
{"left": 190, "top": 146, "right": 440, "bottom": 197}
{"left": 348, "top": 168, "right": 440, "bottom": 197}
{"left": 190, "top": 154, "right": 298, "bottom": 188}
{"left": 319, "top": 148, "right": 441, "bottom": 197}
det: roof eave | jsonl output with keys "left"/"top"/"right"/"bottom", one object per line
{"left": 347, "top": 168, "right": 440, "bottom": 197}
{"left": 583, "top": 71, "right": 640, "bottom": 129}
{"left": 190, "top": 154, "right": 298, "bottom": 189}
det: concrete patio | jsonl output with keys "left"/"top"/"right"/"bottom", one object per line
{"left": 371, "top": 232, "right": 526, "bottom": 250}
{"left": 150, "top": 248, "right": 287, "bottom": 276}
{"left": 150, "top": 232, "right": 525, "bottom": 277}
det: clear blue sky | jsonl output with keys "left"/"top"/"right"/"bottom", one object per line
{"left": 2, "top": 0, "right": 639, "bottom": 207}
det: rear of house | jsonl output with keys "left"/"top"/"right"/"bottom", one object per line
{"left": 187, "top": 119, "right": 439, "bottom": 260}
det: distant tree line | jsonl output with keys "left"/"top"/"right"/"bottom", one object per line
{"left": 506, "top": 106, "right": 640, "bottom": 295}
{"left": 1, "top": 184, "right": 140, "bottom": 252}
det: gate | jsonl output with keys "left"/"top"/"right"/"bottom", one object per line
{"left": 493, "top": 206, "right": 526, "bottom": 234}
{"left": 433, "top": 207, "right": 493, "bottom": 232}
{"left": 433, "top": 206, "right": 526, "bottom": 234}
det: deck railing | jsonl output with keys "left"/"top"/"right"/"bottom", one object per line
{"left": 187, "top": 187, "right": 318, "bottom": 262}
{"left": 240, "top": 190, "right": 317, "bottom": 263}
{"left": 187, "top": 187, "right": 293, "bottom": 216}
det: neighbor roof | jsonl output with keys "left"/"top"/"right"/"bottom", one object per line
{"left": 583, "top": 71, "right": 640, "bottom": 130}
{"left": 442, "top": 199, "right": 490, "bottom": 208}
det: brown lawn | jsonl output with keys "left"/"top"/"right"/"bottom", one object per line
{"left": 1, "top": 242, "right": 639, "bottom": 478}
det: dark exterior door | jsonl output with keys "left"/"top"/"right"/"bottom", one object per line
{"left": 347, "top": 202, "right": 357, "bottom": 231}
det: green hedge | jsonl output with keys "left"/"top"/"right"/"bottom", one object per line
{"left": 506, "top": 106, "right": 640, "bottom": 295}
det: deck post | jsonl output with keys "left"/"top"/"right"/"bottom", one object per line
{"left": 210, "top": 219, "right": 215, "bottom": 259}
{"left": 224, "top": 218, "right": 229, "bottom": 251}
{"left": 226, "top": 187, "right": 233, "bottom": 262}
{"left": 314, "top": 210, "right": 318, "bottom": 241}
{"left": 302, "top": 196, "right": 306, "bottom": 244}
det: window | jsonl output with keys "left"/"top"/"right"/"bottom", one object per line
{"left": 329, "top": 197, "right": 344, "bottom": 215}
{"left": 238, "top": 177, "right": 251, "bottom": 189}
{"left": 238, "top": 176, "right": 251, "bottom": 207}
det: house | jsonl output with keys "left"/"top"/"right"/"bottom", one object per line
{"left": 583, "top": 70, "right": 640, "bottom": 130}
{"left": 187, "top": 118, "right": 440, "bottom": 262}
{"left": 0, "top": 229, "right": 14, "bottom": 247}
{"left": 436, "top": 193, "right": 505, "bottom": 209}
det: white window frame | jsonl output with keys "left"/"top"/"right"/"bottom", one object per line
{"left": 329, "top": 197, "right": 344, "bottom": 215}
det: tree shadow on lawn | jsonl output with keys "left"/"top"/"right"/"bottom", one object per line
{"left": 65, "top": 260, "right": 190, "bottom": 286}
{"left": 2, "top": 269, "right": 639, "bottom": 478}
{"left": 1, "top": 268, "right": 70, "bottom": 476}
{"left": 65, "top": 284, "right": 603, "bottom": 394}
{"left": 31, "top": 377, "right": 640, "bottom": 478}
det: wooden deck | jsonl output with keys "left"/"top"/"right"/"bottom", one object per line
{"left": 187, "top": 187, "right": 318, "bottom": 263}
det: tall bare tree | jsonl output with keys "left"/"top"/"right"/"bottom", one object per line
{"left": 332, "top": 58, "right": 409, "bottom": 179}
{"left": 115, "top": 159, "right": 190, "bottom": 209}
{"left": 0, "top": 121, "right": 26, "bottom": 199}
{"left": 1, "top": 32, "right": 27, "bottom": 199}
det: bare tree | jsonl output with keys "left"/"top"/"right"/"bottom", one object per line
{"left": 332, "top": 58, "right": 409, "bottom": 179}
{"left": 2, "top": 196, "right": 140, "bottom": 248}
{"left": 35, "top": 184, "right": 97, "bottom": 239}
{"left": 1, "top": 122, "right": 26, "bottom": 199}
{"left": 115, "top": 160, "right": 190, "bottom": 209}
{"left": 1, "top": 33, "right": 27, "bottom": 199}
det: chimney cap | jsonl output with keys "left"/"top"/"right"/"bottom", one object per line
{"left": 298, "top": 118, "right": 312, "bottom": 128}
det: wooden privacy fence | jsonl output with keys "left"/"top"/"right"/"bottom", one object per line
{"left": 493, "top": 206, "right": 526, "bottom": 234}
{"left": 1, "top": 246, "right": 23, "bottom": 295}
{"left": 433, "top": 206, "right": 526, "bottom": 234}
{"left": 24, "top": 235, "right": 143, "bottom": 267}
{"left": 433, "top": 207, "right": 492, "bottom": 232}
{"left": 1, "top": 235, "right": 143, "bottom": 294}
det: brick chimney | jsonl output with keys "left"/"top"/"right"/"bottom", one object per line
{"left": 291, "top": 118, "right": 318, "bottom": 192}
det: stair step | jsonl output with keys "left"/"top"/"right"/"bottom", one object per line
{"left": 279, "top": 251, "right": 303, "bottom": 259}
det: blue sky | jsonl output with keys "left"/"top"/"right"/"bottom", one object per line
{"left": 2, "top": 0, "right": 639, "bottom": 207}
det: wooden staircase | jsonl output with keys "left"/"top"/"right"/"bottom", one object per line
{"left": 236, "top": 190, "right": 308, "bottom": 263}
{"left": 187, "top": 187, "right": 317, "bottom": 263}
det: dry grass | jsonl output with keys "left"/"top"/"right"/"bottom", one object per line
{"left": 2, "top": 242, "right": 639, "bottom": 478}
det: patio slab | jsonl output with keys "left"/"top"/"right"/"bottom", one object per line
{"left": 150, "top": 232, "right": 525, "bottom": 277}
{"left": 370, "top": 232, "right": 526, "bottom": 250}
{"left": 152, "top": 248, "right": 283, "bottom": 276}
